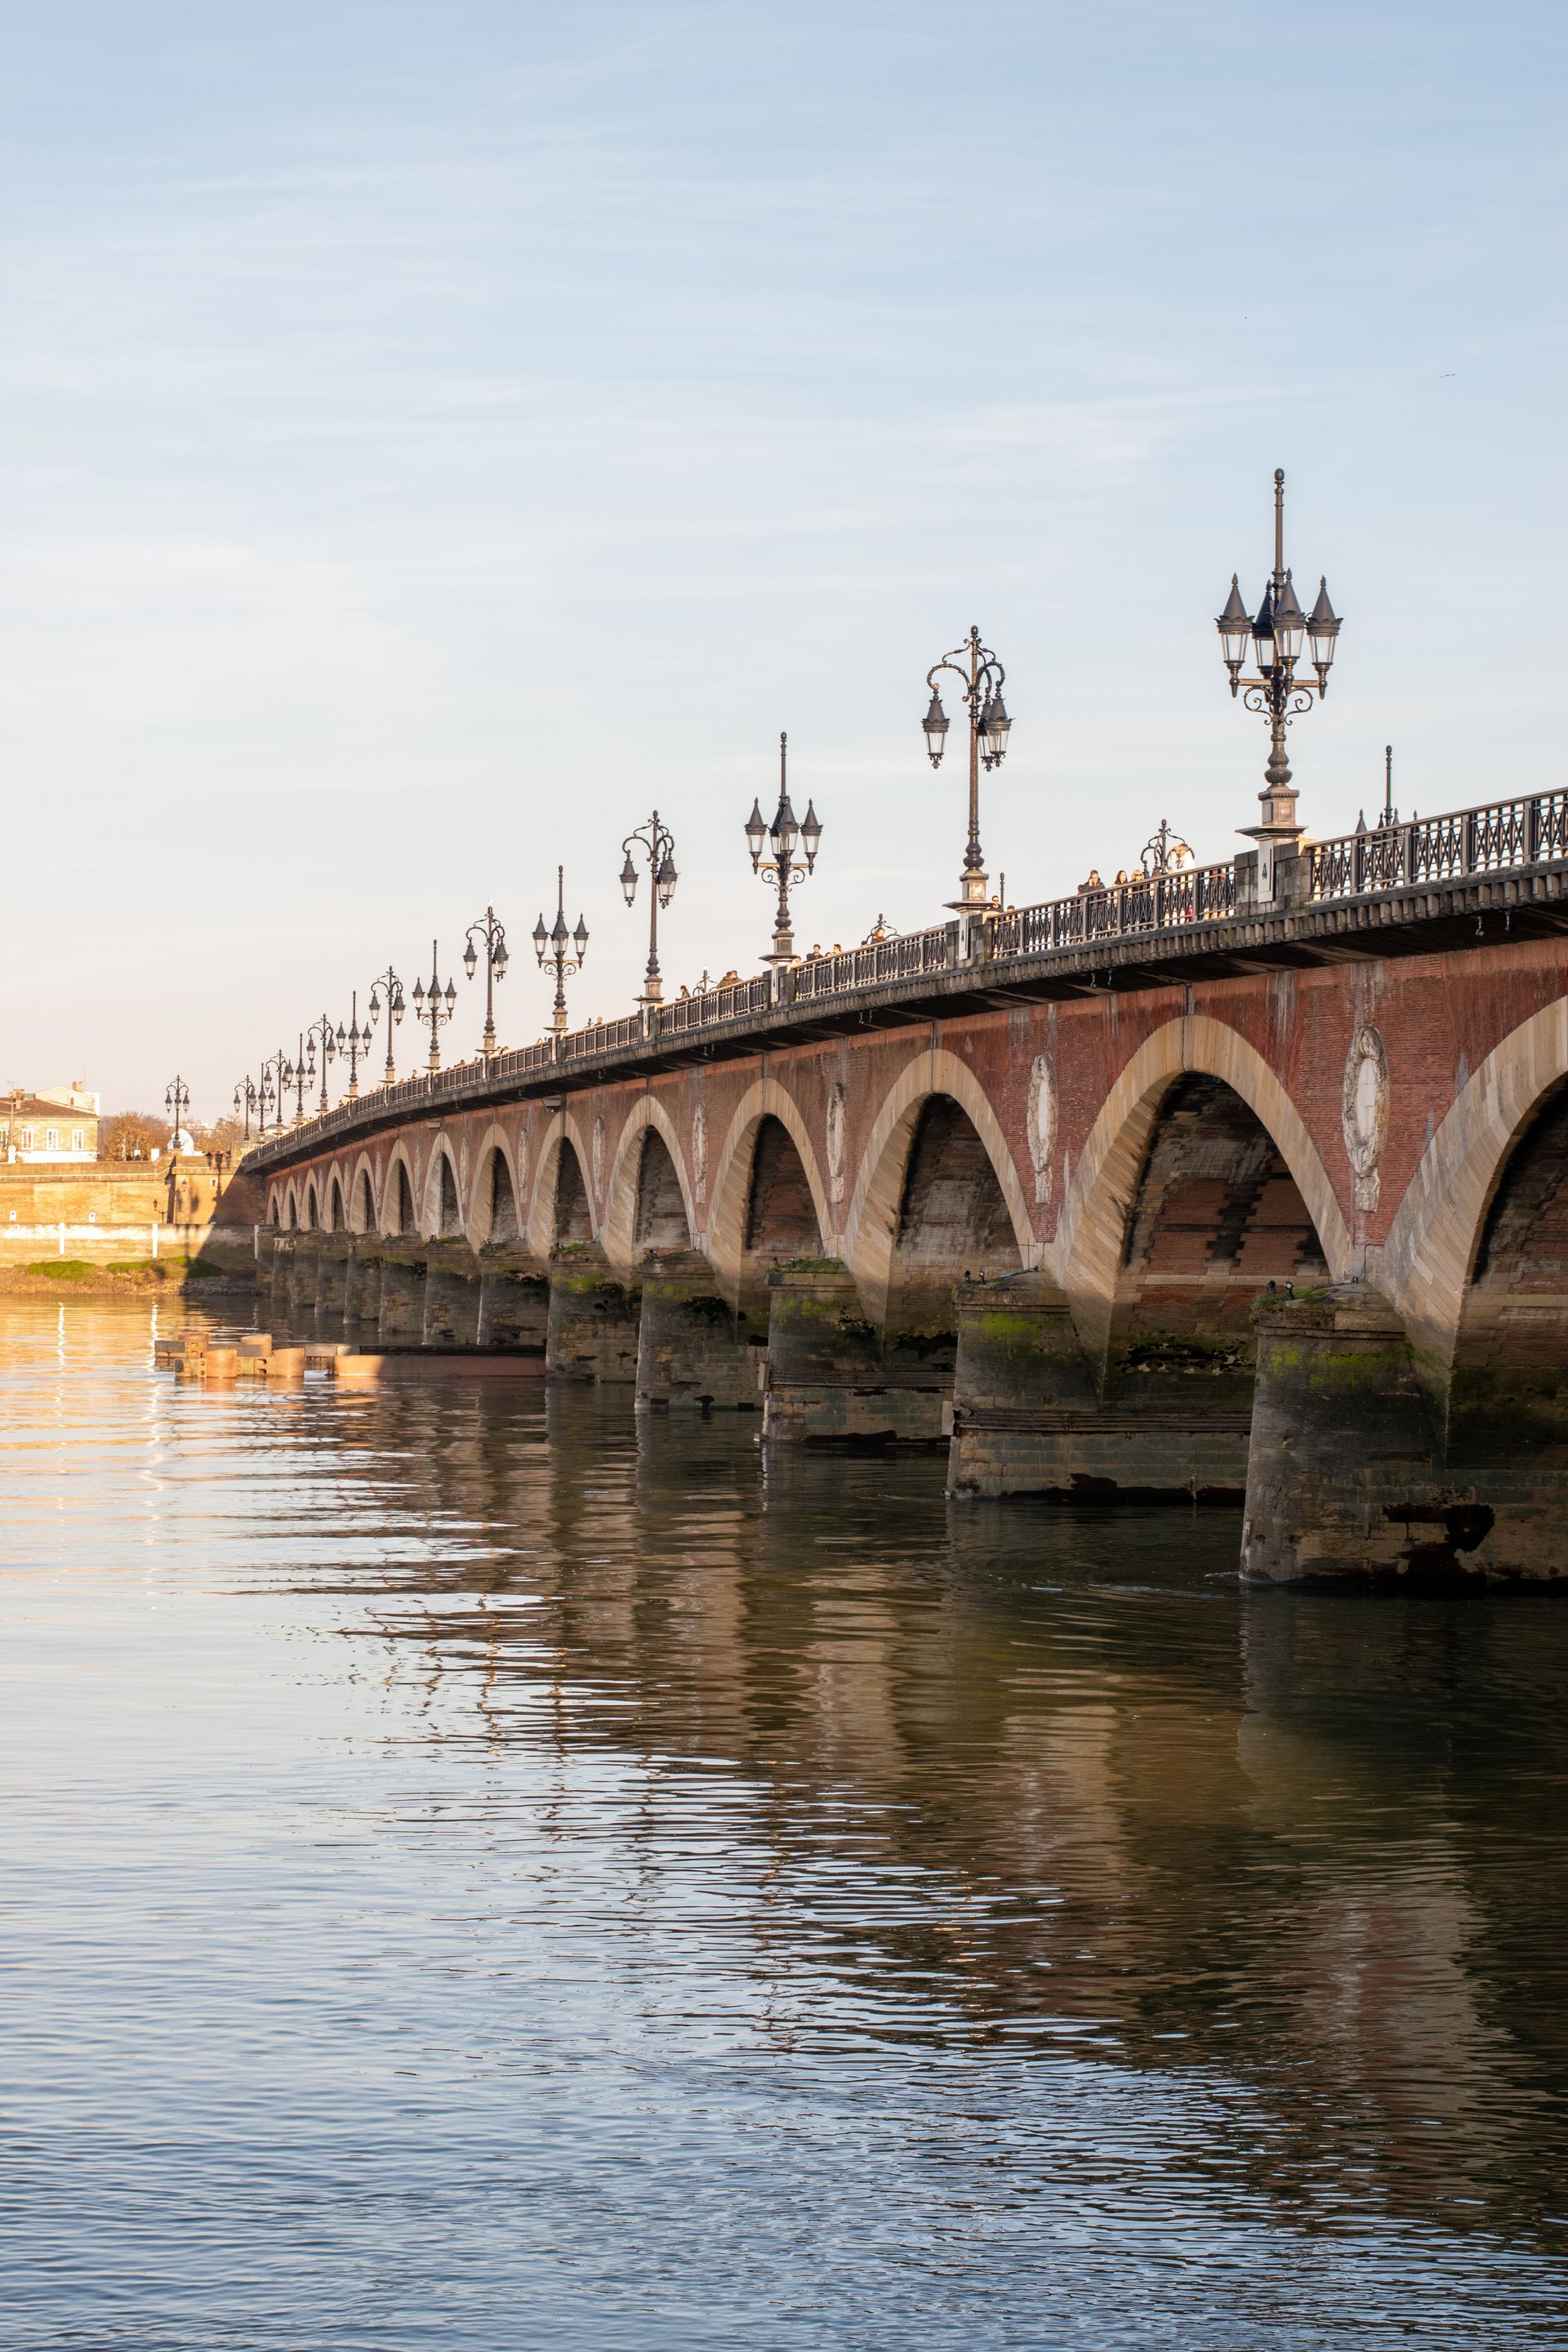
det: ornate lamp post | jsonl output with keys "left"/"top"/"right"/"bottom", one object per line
{"left": 164, "top": 1076, "right": 191, "bottom": 1154}
{"left": 410, "top": 942, "right": 457, "bottom": 1073}
{"left": 463, "top": 907, "right": 510, "bottom": 1059}
{"left": 620, "top": 813, "right": 678, "bottom": 1005}
{"left": 337, "top": 993, "right": 374, "bottom": 1102}
{"left": 1216, "top": 467, "right": 1342, "bottom": 896}
{"left": 921, "top": 625, "right": 1012, "bottom": 909}
{"left": 533, "top": 866, "right": 589, "bottom": 1035}
{"left": 367, "top": 967, "right": 405, "bottom": 1085}
{"left": 233, "top": 1077, "right": 257, "bottom": 1141}
{"left": 258, "top": 1054, "right": 285, "bottom": 1138}
{"left": 305, "top": 1014, "right": 337, "bottom": 1116}
{"left": 289, "top": 1035, "right": 309, "bottom": 1126}
{"left": 744, "top": 732, "right": 822, "bottom": 964}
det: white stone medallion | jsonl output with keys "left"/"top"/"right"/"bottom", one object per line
{"left": 1342, "top": 1024, "right": 1389, "bottom": 1214}
{"left": 1027, "top": 1053, "right": 1058, "bottom": 1205}
{"left": 826, "top": 1082, "right": 847, "bottom": 1205}
{"left": 692, "top": 1102, "right": 707, "bottom": 1207}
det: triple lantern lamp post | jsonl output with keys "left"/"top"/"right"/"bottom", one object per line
{"left": 1215, "top": 467, "right": 1342, "bottom": 894}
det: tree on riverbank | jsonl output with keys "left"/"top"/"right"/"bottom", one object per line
{"left": 99, "top": 1110, "right": 168, "bottom": 1161}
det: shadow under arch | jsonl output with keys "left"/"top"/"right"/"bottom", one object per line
{"left": 421, "top": 1139, "right": 465, "bottom": 1241}
{"left": 381, "top": 1145, "right": 418, "bottom": 1239}
{"left": 599, "top": 1096, "right": 694, "bottom": 1267}
{"left": 466, "top": 1123, "right": 523, "bottom": 1250}
{"left": 525, "top": 1112, "right": 597, "bottom": 1258}
{"left": 841, "top": 1046, "right": 1036, "bottom": 1325}
{"left": 1383, "top": 996, "right": 1568, "bottom": 1370}
{"left": 349, "top": 1156, "right": 376, "bottom": 1236}
{"left": 1055, "top": 1013, "right": 1351, "bottom": 1373}
{"left": 707, "top": 1079, "right": 831, "bottom": 1297}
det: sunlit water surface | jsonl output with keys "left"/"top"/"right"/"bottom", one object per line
{"left": 2, "top": 1298, "right": 1566, "bottom": 2349}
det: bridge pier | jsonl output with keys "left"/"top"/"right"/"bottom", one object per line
{"left": 761, "top": 1260, "right": 947, "bottom": 1446}
{"left": 375, "top": 1245, "right": 430, "bottom": 1343}
{"left": 423, "top": 1242, "right": 483, "bottom": 1346}
{"left": 345, "top": 1241, "right": 382, "bottom": 1325}
{"left": 284, "top": 1234, "right": 322, "bottom": 1318}
{"left": 315, "top": 1236, "right": 351, "bottom": 1319}
{"left": 1244, "top": 1285, "right": 1568, "bottom": 1585}
{"left": 947, "top": 1272, "right": 1252, "bottom": 1501}
{"left": 546, "top": 1250, "right": 641, "bottom": 1383}
{"left": 254, "top": 1227, "right": 283, "bottom": 1307}
{"left": 635, "top": 1250, "right": 760, "bottom": 1410}
{"left": 477, "top": 1249, "right": 550, "bottom": 1352}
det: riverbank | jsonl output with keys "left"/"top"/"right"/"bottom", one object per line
{"left": 0, "top": 1258, "right": 252, "bottom": 1298}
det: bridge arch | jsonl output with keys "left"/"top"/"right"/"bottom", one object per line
{"left": 1383, "top": 996, "right": 1568, "bottom": 1369}
{"left": 303, "top": 1178, "right": 320, "bottom": 1232}
{"left": 600, "top": 1097, "right": 694, "bottom": 1265}
{"left": 381, "top": 1146, "right": 418, "bottom": 1238}
{"left": 525, "top": 1112, "right": 598, "bottom": 1256}
{"left": 266, "top": 1183, "right": 283, "bottom": 1227}
{"left": 349, "top": 1156, "right": 376, "bottom": 1236}
{"left": 422, "top": 1141, "right": 465, "bottom": 1241}
{"left": 707, "top": 1079, "right": 830, "bottom": 1294}
{"left": 1054, "top": 1013, "right": 1351, "bottom": 1371}
{"left": 327, "top": 1171, "right": 345, "bottom": 1232}
{"left": 467, "top": 1124, "right": 523, "bottom": 1249}
{"left": 842, "top": 1048, "right": 1035, "bottom": 1323}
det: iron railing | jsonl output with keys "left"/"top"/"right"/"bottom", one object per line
{"left": 1309, "top": 789, "right": 1568, "bottom": 904}
{"left": 246, "top": 786, "right": 1567, "bottom": 1172}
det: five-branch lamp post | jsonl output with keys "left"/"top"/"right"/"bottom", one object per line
{"left": 290, "top": 1035, "right": 309, "bottom": 1125}
{"left": 1216, "top": 467, "right": 1342, "bottom": 897}
{"left": 620, "top": 813, "right": 678, "bottom": 1005}
{"left": 744, "top": 732, "right": 822, "bottom": 964}
{"left": 410, "top": 943, "right": 457, "bottom": 1074}
{"left": 463, "top": 907, "right": 509, "bottom": 1059}
{"left": 368, "top": 968, "right": 405, "bottom": 1085}
{"left": 305, "top": 1015, "right": 337, "bottom": 1116}
{"left": 922, "top": 626, "right": 1012, "bottom": 910}
{"left": 164, "top": 1076, "right": 190, "bottom": 1156}
{"left": 533, "top": 868, "right": 589, "bottom": 1036}
{"left": 233, "top": 1076, "right": 257, "bottom": 1141}
{"left": 337, "top": 993, "right": 374, "bottom": 1102}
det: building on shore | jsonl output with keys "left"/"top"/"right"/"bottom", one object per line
{"left": 2, "top": 1085, "right": 100, "bottom": 1163}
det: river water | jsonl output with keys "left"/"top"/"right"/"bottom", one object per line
{"left": 2, "top": 1297, "right": 1566, "bottom": 2349}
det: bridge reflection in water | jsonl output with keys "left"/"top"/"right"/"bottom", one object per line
{"left": 5, "top": 1298, "right": 1567, "bottom": 2341}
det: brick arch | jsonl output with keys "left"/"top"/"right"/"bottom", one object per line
{"left": 1383, "top": 996, "right": 1568, "bottom": 1370}
{"left": 466, "top": 1123, "right": 523, "bottom": 1249}
{"left": 842, "top": 1047, "right": 1036, "bottom": 1323}
{"left": 327, "top": 1170, "right": 346, "bottom": 1232}
{"left": 600, "top": 1096, "right": 694, "bottom": 1266}
{"left": 266, "top": 1184, "right": 284, "bottom": 1227}
{"left": 381, "top": 1144, "right": 419, "bottom": 1238}
{"left": 304, "top": 1178, "right": 320, "bottom": 1231}
{"left": 707, "top": 1078, "right": 831, "bottom": 1293}
{"left": 525, "top": 1111, "right": 598, "bottom": 1257}
{"left": 348, "top": 1155, "right": 376, "bottom": 1235}
{"left": 421, "top": 1139, "right": 464, "bottom": 1240}
{"left": 1055, "top": 1013, "right": 1352, "bottom": 1370}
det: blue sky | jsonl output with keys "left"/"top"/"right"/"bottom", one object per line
{"left": 1, "top": 0, "right": 1562, "bottom": 1113}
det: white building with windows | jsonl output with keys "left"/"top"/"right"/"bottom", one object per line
{"left": 2, "top": 1084, "right": 100, "bottom": 1162}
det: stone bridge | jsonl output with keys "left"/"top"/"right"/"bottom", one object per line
{"left": 243, "top": 792, "right": 1568, "bottom": 1586}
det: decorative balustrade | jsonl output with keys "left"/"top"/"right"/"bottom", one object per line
{"left": 1309, "top": 789, "right": 1568, "bottom": 905}
{"left": 245, "top": 786, "right": 1568, "bottom": 1170}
